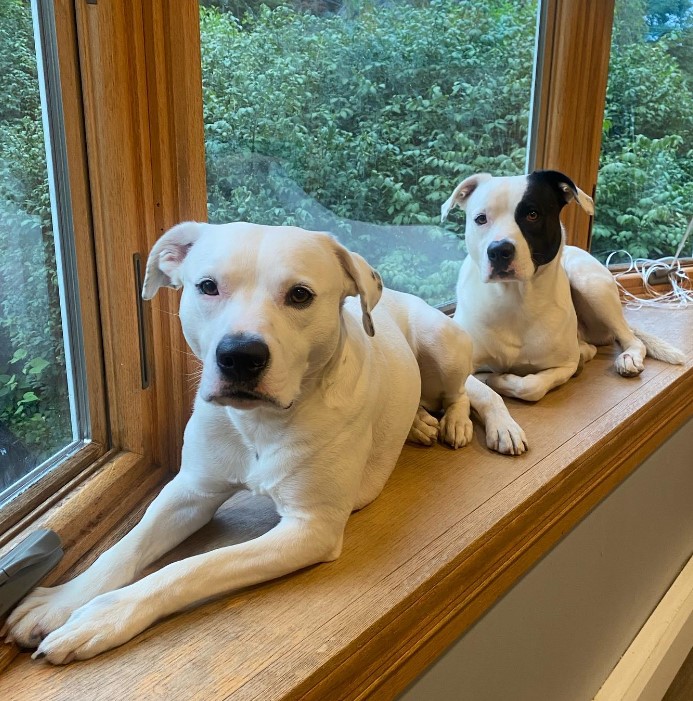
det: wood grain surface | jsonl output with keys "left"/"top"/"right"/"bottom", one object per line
{"left": 533, "top": 0, "right": 615, "bottom": 250}
{"left": 0, "top": 307, "right": 690, "bottom": 700}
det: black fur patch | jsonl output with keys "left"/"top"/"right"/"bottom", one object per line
{"left": 515, "top": 170, "right": 575, "bottom": 268}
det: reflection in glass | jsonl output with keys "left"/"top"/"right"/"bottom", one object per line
{"left": 594, "top": 0, "right": 693, "bottom": 261}
{"left": 0, "top": 0, "right": 74, "bottom": 494}
{"left": 200, "top": 0, "right": 538, "bottom": 306}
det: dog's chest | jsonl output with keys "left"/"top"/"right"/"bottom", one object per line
{"left": 479, "top": 324, "right": 556, "bottom": 372}
{"left": 244, "top": 449, "right": 292, "bottom": 496}
{"left": 458, "top": 299, "right": 576, "bottom": 373}
{"left": 228, "top": 417, "right": 307, "bottom": 496}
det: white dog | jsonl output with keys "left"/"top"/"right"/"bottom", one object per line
{"left": 441, "top": 170, "right": 684, "bottom": 402}
{"left": 3, "top": 222, "right": 526, "bottom": 664}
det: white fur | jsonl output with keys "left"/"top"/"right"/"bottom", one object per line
{"left": 445, "top": 174, "right": 684, "bottom": 402}
{"left": 2, "top": 222, "right": 526, "bottom": 664}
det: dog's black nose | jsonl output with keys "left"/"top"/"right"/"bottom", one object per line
{"left": 487, "top": 240, "right": 515, "bottom": 267}
{"left": 216, "top": 334, "right": 270, "bottom": 383}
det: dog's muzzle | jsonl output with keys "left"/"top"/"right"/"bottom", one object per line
{"left": 487, "top": 239, "right": 515, "bottom": 275}
{"left": 216, "top": 333, "right": 270, "bottom": 385}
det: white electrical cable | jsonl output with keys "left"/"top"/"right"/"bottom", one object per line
{"left": 605, "top": 214, "right": 693, "bottom": 310}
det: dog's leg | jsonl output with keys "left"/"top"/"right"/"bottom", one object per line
{"left": 599, "top": 300, "right": 647, "bottom": 377}
{"left": 438, "top": 391, "right": 473, "bottom": 449}
{"left": 30, "top": 514, "right": 344, "bottom": 664}
{"left": 407, "top": 406, "right": 440, "bottom": 446}
{"left": 481, "top": 364, "right": 577, "bottom": 402}
{"left": 3, "top": 473, "right": 235, "bottom": 649}
{"left": 407, "top": 304, "right": 474, "bottom": 449}
{"left": 575, "top": 339, "right": 598, "bottom": 375}
{"left": 465, "top": 376, "right": 527, "bottom": 455}
{"left": 579, "top": 280, "right": 646, "bottom": 376}
{"left": 565, "top": 246, "right": 646, "bottom": 376}
{"left": 579, "top": 339, "right": 598, "bottom": 365}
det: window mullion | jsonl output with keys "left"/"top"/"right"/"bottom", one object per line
{"left": 531, "top": 0, "right": 615, "bottom": 250}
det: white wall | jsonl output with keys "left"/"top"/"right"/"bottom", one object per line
{"left": 400, "top": 418, "right": 693, "bottom": 701}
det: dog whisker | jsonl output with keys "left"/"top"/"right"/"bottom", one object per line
{"left": 150, "top": 306, "right": 180, "bottom": 318}
{"left": 171, "top": 347, "right": 199, "bottom": 359}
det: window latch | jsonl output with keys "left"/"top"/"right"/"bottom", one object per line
{"left": 0, "top": 530, "right": 63, "bottom": 618}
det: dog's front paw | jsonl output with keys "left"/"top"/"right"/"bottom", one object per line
{"left": 439, "top": 404, "right": 473, "bottom": 449}
{"left": 2, "top": 582, "right": 93, "bottom": 649}
{"left": 407, "top": 406, "right": 439, "bottom": 446}
{"left": 32, "top": 591, "right": 147, "bottom": 664}
{"left": 615, "top": 352, "right": 644, "bottom": 377}
{"left": 485, "top": 417, "right": 528, "bottom": 456}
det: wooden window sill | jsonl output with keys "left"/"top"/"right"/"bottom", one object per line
{"left": 0, "top": 306, "right": 691, "bottom": 701}
{"left": 0, "top": 451, "right": 168, "bottom": 674}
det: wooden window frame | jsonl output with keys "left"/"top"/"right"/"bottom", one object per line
{"left": 1, "top": 0, "right": 689, "bottom": 686}
{"left": 0, "top": 0, "right": 201, "bottom": 585}
{"left": 0, "top": 0, "right": 110, "bottom": 533}
{"left": 532, "top": 0, "right": 616, "bottom": 250}
{"left": 0, "top": 0, "right": 666, "bottom": 537}
{"left": 532, "top": 0, "right": 693, "bottom": 298}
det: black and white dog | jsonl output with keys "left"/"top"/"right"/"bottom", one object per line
{"left": 441, "top": 170, "right": 684, "bottom": 402}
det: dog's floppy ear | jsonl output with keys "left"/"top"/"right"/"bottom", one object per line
{"left": 536, "top": 170, "right": 595, "bottom": 215}
{"left": 330, "top": 240, "right": 383, "bottom": 337}
{"left": 142, "top": 221, "right": 201, "bottom": 300}
{"left": 441, "top": 173, "right": 492, "bottom": 221}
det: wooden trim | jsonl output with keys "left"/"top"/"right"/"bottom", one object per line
{"left": 74, "top": 0, "right": 156, "bottom": 455}
{"left": 53, "top": 0, "right": 108, "bottom": 449}
{"left": 0, "top": 1, "right": 110, "bottom": 529}
{"left": 73, "top": 0, "right": 160, "bottom": 458}
{"left": 533, "top": 0, "right": 615, "bottom": 249}
{"left": 142, "top": 0, "right": 207, "bottom": 229}
{"left": 298, "top": 365, "right": 693, "bottom": 701}
{"left": 141, "top": 0, "right": 208, "bottom": 468}
{"left": 0, "top": 450, "right": 168, "bottom": 674}
{"left": 594, "top": 555, "right": 693, "bottom": 701}
{"left": 0, "top": 442, "right": 104, "bottom": 537}
{"left": 527, "top": 0, "right": 556, "bottom": 170}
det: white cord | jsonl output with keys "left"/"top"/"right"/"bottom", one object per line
{"left": 605, "top": 214, "right": 693, "bottom": 310}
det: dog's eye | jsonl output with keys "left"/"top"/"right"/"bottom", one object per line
{"left": 287, "top": 285, "right": 314, "bottom": 306}
{"left": 526, "top": 210, "right": 539, "bottom": 222}
{"left": 196, "top": 279, "right": 219, "bottom": 296}
{"left": 474, "top": 213, "right": 487, "bottom": 226}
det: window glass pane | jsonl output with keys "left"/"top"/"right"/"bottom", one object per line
{"left": 593, "top": 0, "right": 693, "bottom": 262}
{"left": 200, "top": 0, "right": 539, "bottom": 306}
{"left": 0, "top": 0, "right": 81, "bottom": 499}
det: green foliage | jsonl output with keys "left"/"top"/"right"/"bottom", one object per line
{"left": 0, "top": 0, "right": 71, "bottom": 480}
{"left": 201, "top": 0, "right": 536, "bottom": 304}
{"left": 201, "top": 0, "right": 693, "bottom": 276}
{"left": 594, "top": 0, "right": 693, "bottom": 260}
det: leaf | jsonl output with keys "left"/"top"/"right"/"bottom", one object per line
{"left": 27, "top": 358, "right": 49, "bottom": 374}
{"left": 10, "top": 348, "right": 28, "bottom": 364}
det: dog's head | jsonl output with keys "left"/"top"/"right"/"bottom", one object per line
{"left": 441, "top": 170, "right": 594, "bottom": 282}
{"left": 143, "top": 222, "right": 382, "bottom": 411}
